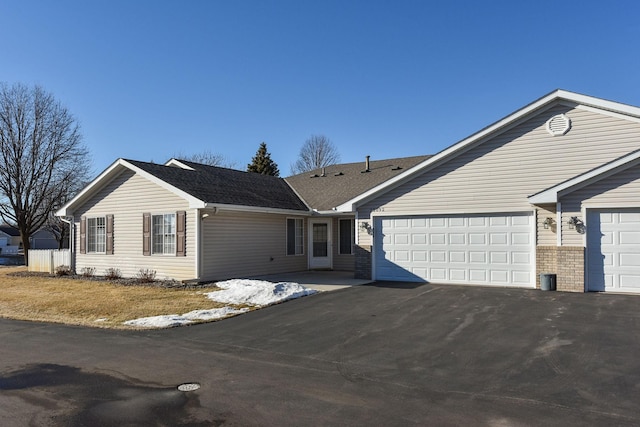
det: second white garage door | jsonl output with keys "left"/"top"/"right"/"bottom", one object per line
{"left": 374, "top": 213, "right": 534, "bottom": 286}
{"left": 587, "top": 209, "right": 640, "bottom": 293}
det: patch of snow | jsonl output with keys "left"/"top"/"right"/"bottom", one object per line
{"left": 205, "top": 279, "right": 317, "bottom": 306}
{"left": 123, "top": 307, "right": 248, "bottom": 329}
{"left": 124, "top": 279, "right": 316, "bottom": 328}
{"left": 182, "top": 307, "right": 249, "bottom": 320}
{"left": 94, "top": 318, "right": 108, "bottom": 322}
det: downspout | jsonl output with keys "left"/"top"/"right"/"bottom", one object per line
{"left": 195, "top": 209, "right": 201, "bottom": 280}
{"left": 60, "top": 216, "right": 74, "bottom": 271}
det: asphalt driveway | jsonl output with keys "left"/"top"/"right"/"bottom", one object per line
{"left": 1, "top": 282, "right": 640, "bottom": 426}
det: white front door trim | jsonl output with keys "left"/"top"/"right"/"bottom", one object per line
{"left": 309, "top": 218, "right": 333, "bottom": 269}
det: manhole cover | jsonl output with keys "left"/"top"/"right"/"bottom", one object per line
{"left": 177, "top": 382, "right": 201, "bottom": 392}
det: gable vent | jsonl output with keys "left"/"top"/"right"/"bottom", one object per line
{"left": 546, "top": 114, "right": 571, "bottom": 136}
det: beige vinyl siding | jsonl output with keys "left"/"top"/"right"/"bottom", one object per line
{"left": 332, "top": 217, "right": 356, "bottom": 271}
{"left": 74, "top": 169, "right": 196, "bottom": 280}
{"left": 200, "top": 211, "right": 308, "bottom": 281}
{"left": 560, "top": 166, "right": 640, "bottom": 246}
{"left": 536, "top": 204, "right": 557, "bottom": 246}
{"left": 358, "top": 105, "right": 640, "bottom": 246}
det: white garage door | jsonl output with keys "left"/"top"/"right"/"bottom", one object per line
{"left": 374, "top": 213, "right": 534, "bottom": 286}
{"left": 587, "top": 210, "right": 640, "bottom": 293}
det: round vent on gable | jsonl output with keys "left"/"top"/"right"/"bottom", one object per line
{"left": 546, "top": 114, "right": 571, "bottom": 136}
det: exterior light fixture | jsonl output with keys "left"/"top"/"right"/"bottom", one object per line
{"left": 567, "top": 216, "right": 585, "bottom": 233}
{"left": 360, "top": 221, "right": 373, "bottom": 235}
{"left": 543, "top": 217, "right": 554, "bottom": 229}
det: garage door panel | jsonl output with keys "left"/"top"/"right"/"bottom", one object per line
{"left": 512, "top": 233, "right": 531, "bottom": 245}
{"left": 588, "top": 209, "right": 640, "bottom": 293}
{"left": 469, "top": 234, "right": 486, "bottom": 245}
{"left": 469, "top": 252, "right": 487, "bottom": 263}
{"left": 450, "top": 251, "right": 466, "bottom": 263}
{"left": 490, "top": 270, "right": 509, "bottom": 283}
{"left": 620, "top": 275, "right": 640, "bottom": 287}
{"left": 490, "top": 233, "right": 507, "bottom": 244}
{"left": 512, "top": 271, "right": 532, "bottom": 284}
{"left": 412, "top": 234, "right": 427, "bottom": 244}
{"left": 450, "top": 233, "right": 466, "bottom": 244}
{"left": 620, "top": 231, "right": 640, "bottom": 244}
{"left": 450, "top": 269, "right": 466, "bottom": 281}
{"left": 430, "top": 234, "right": 446, "bottom": 245}
{"left": 374, "top": 213, "right": 534, "bottom": 286}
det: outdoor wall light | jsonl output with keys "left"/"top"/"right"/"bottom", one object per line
{"left": 360, "top": 221, "right": 373, "bottom": 235}
{"left": 543, "top": 217, "right": 554, "bottom": 229}
{"left": 567, "top": 216, "right": 585, "bottom": 233}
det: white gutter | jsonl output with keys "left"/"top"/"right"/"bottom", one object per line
{"left": 204, "top": 203, "right": 312, "bottom": 216}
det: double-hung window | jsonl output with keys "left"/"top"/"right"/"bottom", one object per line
{"left": 87, "top": 217, "right": 106, "bottom": 253}
{"left": 152, "top": 213, "right": 176, "bottom": 255}
{"left": 287, "top": 218, "right": 304, "bottom": 255}
{"left": 339, "top": 218, "right": 354, "bottom": 255}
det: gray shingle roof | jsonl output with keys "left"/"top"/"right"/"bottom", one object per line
{"left": 285, "top": 155, "right": 431, "bottom": 211}
{"left": 0, "top": 225, "right": 20, "bottom": 237}
{"left": 125, "top": 159, "right": 309, "bottom": 212}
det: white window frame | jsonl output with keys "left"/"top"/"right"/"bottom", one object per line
{"left": 87, "top": 216, "right": 106, "bottom": 254}
{"left": 339, "top": 218, "right": 355, "bottom": 255}
{"left": 152, "top": 213, "right": 176, "bottom": 255}
{"left": 286, "top": 218, "right": 304, "bottom": 256}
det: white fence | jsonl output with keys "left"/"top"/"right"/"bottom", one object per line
{"left": 28, "top": 249, "right": 71, "bottom": 274}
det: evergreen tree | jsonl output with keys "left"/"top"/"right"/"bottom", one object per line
{"left": 247, "top": 142, "right": 280, "bottom": 176}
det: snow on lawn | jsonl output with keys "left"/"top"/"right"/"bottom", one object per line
{"left": 124, "top": 279, "right": 317, "bottom": 328}
{"left": 205, "top": 279, "right": 317, "bottom": 306}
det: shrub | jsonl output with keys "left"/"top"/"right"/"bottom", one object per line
{"left": 55, "top": 265, "right": 73, "bottom": 276}
{"left": 136, "top": 268, "right": 157, "bottom": 283}
{"left": 81, "top": 267, "right": 96, "bottom": 278}
{"left": 104, "top": 268, "right": 122, "bottom": 280}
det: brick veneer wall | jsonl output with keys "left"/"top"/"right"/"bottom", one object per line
{"left": 536, "top": 246, "right": 585, "bottom": 292}
{"left": 355, "top": 245, "right": 372, "bottom": 279}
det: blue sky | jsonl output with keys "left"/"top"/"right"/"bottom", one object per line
{"left": 2, "top": 0, "right": 639, "bottom": 176}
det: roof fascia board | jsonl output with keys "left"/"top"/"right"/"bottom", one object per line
{"left": 337, "top": 90, "right": 640, "bottom": 211}
{"left": 528, "top": 150, "right": 640, "bottom": 204}
{"left": 164, "top": 159, "right": 195, "bottom": 170}
{"left": 337, "top": 91, "right": 567, "bottom": 211}
{"left": 205, "top": 203, "right": 311, "bottom": 216}
{"left": 56, "top": 158, "right": 126, "bottom": 216}
{"left": 57, "top": 159, "right": 206, "bottom": 216}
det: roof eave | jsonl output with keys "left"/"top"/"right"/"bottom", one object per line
{"left": 528, "top": 149, "right": 640, "bottom": 205}
{"left": 340, "top": 90, "right": 640, "bottom": 210}
{"left": 204, "top": 203, "right": 311, "bottom": 216}
{"left": 56, "top": 158, "right": 207, "bottom": 217}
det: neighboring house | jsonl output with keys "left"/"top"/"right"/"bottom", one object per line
{"left": 0, "top": 225, "right": 59, "bottom": 253}
{"left": 338, "top": 90, "right": 640, "bottom": 294}
{"left": 57, "top": 90, "right": 640, "bottom": 293}
{"left": 0, "top": 225, "right": 21, "bottom": 254}
{"left": 57, "top": 157, "right": 426, "bottom": 282}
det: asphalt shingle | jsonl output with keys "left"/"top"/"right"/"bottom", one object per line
{"left": 285, "top": 155, "right": 431, "bottom": 211}
{"left": 125, "top": 159, "right": 309, "bottom": 212}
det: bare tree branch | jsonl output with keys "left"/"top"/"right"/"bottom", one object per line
{"left": 173, "top": 149, "right": 237, "bottom": 168}
{"left": 0, "top": 82, "right": 90, "bottom": 263}
{"left": 290, "top": 134, "right": 341, "bottom": 175}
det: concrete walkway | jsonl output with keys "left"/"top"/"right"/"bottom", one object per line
{"left": 249, "top": 270, "right": 373, "bottom": 292}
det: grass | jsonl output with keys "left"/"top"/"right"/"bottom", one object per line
{"left": 0, "top": 266, "right": 236, "bottom": 329}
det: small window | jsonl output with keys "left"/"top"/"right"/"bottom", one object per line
{"left": 339, "top": 218, "right": 354, "bottom": 255}
{"left": 152, "top": 213, "right": 176, "bottom": 255}
{"left": 287, "top": 218, "right": 304, "bottom": 255}
{"left": 87, "top": 217, "right": 106, "bottom": 253}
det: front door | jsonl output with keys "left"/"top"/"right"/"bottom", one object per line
{"left": 309, "top": 219, "right": 332, "bottom": 269}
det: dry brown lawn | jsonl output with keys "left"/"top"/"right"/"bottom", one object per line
{"left": 0, "top": 266, "right": 233, "bottom": 329}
